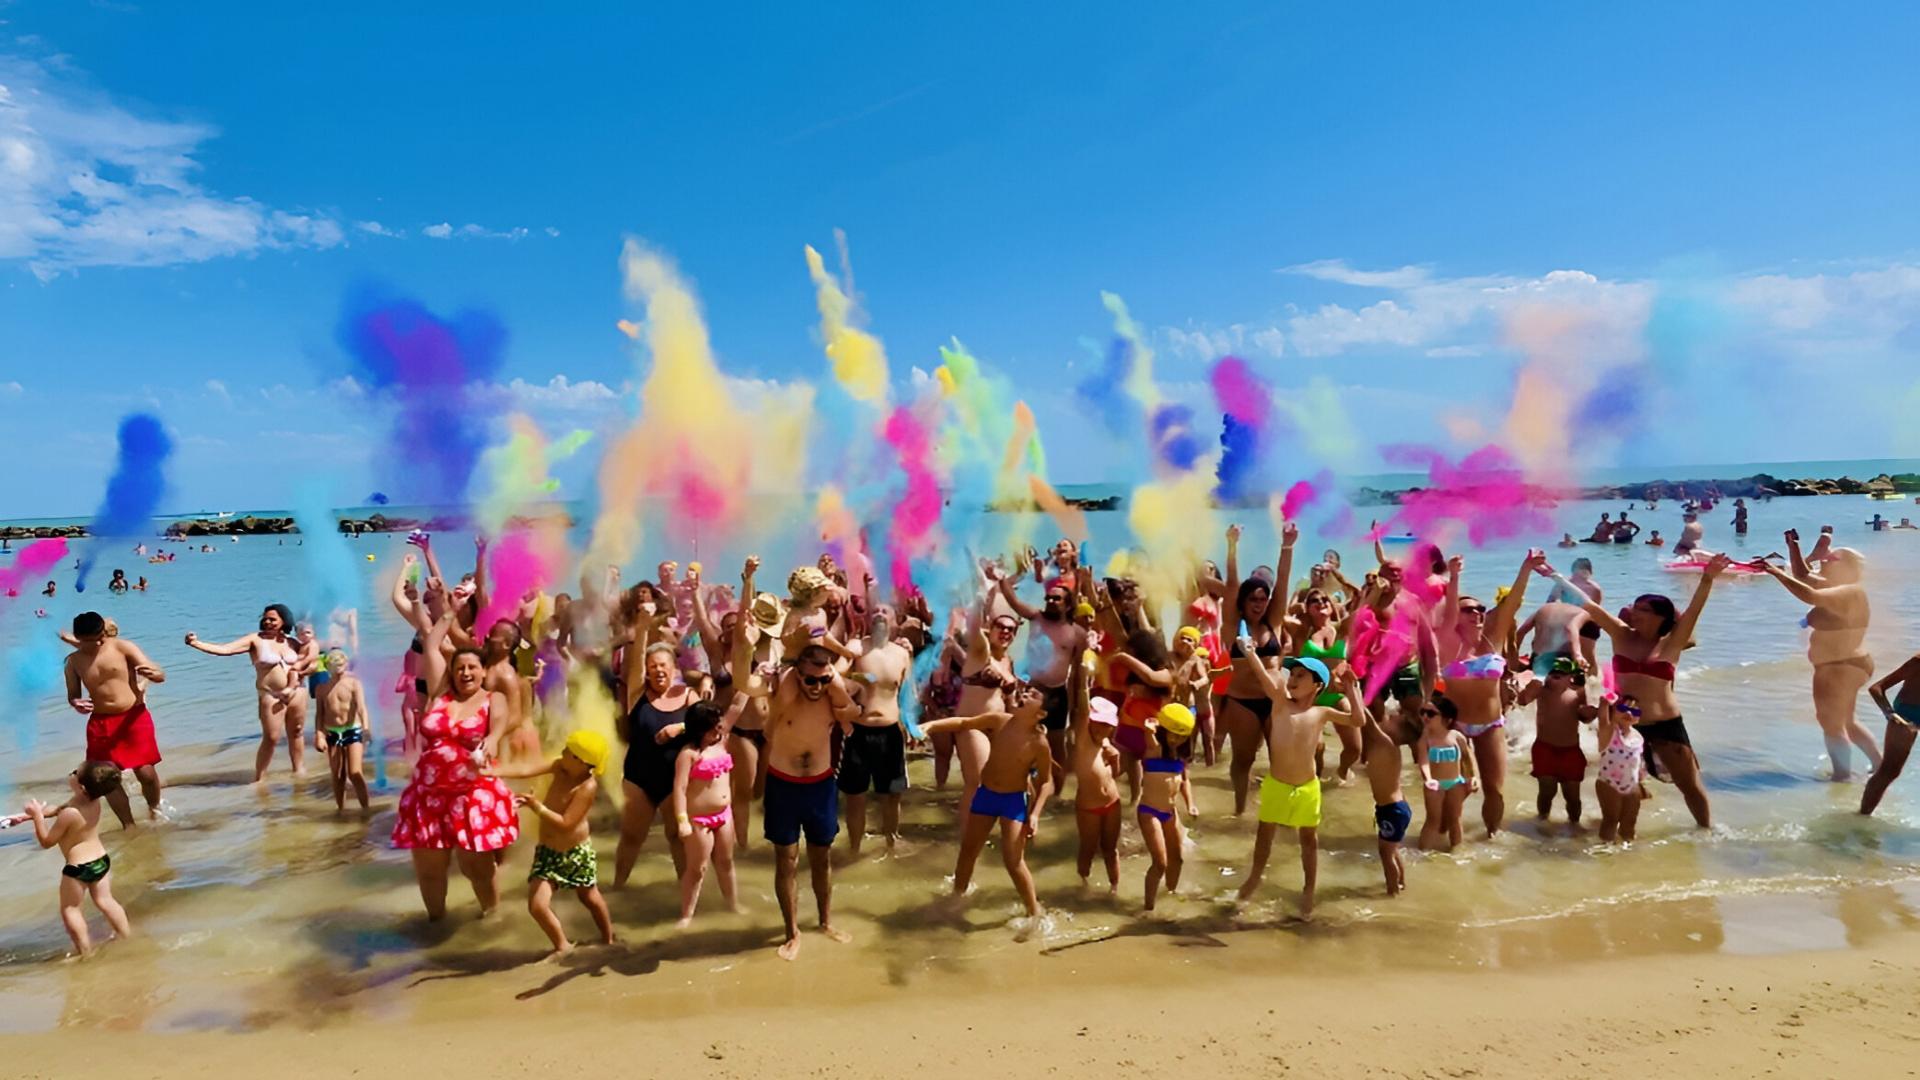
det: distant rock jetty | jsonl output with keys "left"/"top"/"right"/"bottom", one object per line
{"left": 1346, "top": 472, "right": 1920, "bottom": 508}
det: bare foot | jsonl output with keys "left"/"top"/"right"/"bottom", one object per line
{"left": 777, "top": 935, "right": 802, "bottom": 961}
{"left": 674, "top": 917, "right": 693, "bottom": 930}
{"left": 544, "top": 943, "right": 573, "bottom": 962}
{"left": 819, "top": 924, "right": 852, "bottom": 944}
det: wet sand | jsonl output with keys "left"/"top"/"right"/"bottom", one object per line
{"left": 12, "top": 924, "right": 1920, "bottom": 1079}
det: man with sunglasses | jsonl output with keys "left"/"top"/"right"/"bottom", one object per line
{"left": 996, "top": 567, "right": 1089, "bottom": 800}
{"left": 764, "top": 643, "right": 861, "bottom": 960}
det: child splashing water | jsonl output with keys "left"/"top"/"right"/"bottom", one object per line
{"left": 491, "top": 731, "right": 616, "bottom": 955}
{"left": 672, "top": 701, "right": 742, "bottom": 926}
{"left": 1416, "top": 694, "right": 1478, "bottom": 851}
{"left": 4, "top": 762, "right": 133, "bottom": 956}
{"left": 1138, "top": 703, "right": 1197, "bottom": 912}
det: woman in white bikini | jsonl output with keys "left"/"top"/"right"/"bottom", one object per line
{"left": 185, "top": 602, "right": 309, "bottom": 785}
{"left": 1433, "top": 551, "right": 1547, "bottom": 838}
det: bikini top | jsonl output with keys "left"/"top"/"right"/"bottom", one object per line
{"left": 1427, "top": 745, "right": 1461, "bottom": 765}
{"left": 689, "top": 751, "right": 734, "bottom": 781}
{"left": 1612, "top": 654, "right": 1676, "bottom": 682}
{"left": 1143, "top": 757, "right": 1186, "bottom": 775}
{"left": 1230, "top": 632, "right": 1283, "bottom": 660}
{"left": 962, "top": 665, "right": 1016, "bottom": 691}
{"left": 1442, "top": 653, "right": 1505, "bottom": 681}
{"left": 1299, "top": 637, "right": 1346, "bottom": 663}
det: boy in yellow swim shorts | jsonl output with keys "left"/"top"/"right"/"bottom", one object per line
{"left": 1234, "top": 652, "right": 1366, "bottom": 919}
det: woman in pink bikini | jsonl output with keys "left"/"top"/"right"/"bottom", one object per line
{"left": 672, "top": 701, "right": 741, "bottom": 927}
{"left": 389, "top": 610, "right": 519, "bottom": 919}
{"left": 1433, "top": 551, "right": 1548, "bottom": 838}
{"left": 1548, "top": 554, "right": 1731, "bottom": 828}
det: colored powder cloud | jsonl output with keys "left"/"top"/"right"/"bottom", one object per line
{"left": 1381, "top": 444, "right": 1553, "bottom": 547}
{"left": 804, "top": 242, "right": 890, "bottom": 404}
{"left": 1076, "top": 337, "right": 1139, "bottom": 437}
{"left": 290, "top": 485, "right": 362, "bottom": 620}
{"left": 476, "top": 415, "right": 590, "bottom": 536}
{"left": 478, "top": 527, "right": 568, "bottom": 633}
{"left": 335, "top": 289, "right": 507, "bottom": 507}
{"left": 882, "top": 403, "right": 944, "bottom": 591}
{"left": 75, "top": 413, "right": 171, "bottom": 593}
{"left": 0, "top": 538, "right": 68, "bottom": 599}
{"left": 588, "top": 240, "right": 814, "bottom": 566}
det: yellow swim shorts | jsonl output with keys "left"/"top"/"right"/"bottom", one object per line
{"left": 1258, "top": 774, "right": 1322, "bottom": 829}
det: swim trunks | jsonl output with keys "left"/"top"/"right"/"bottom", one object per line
{"left": 85, "top": 705, "right": 161, "bottom": 770}
{"left": 969, "top": 784, "right": 1028, "bottom": 823}
{"left": 1038, "top": 683, "right": 1071, "bottom": 733}
{"left": 324, "top": 726, "right": 365, "bottom": 748}
{"left": 1258, "top": 774, "right": 1322, "bottom": 829}
{"left": 1374, "top": 800, "right": 1412, "bottom": 844}
{"left": 527, "top": 841, "right": 598, "bottom": 890}
{"left": 62, "top": 854, "right": 111, "bottom": 884}
{"left": 837, "top": 723, "right": 908, "bottom": 796}
{"left": 1529, "top": 740, "right": 1587, "bottom": 783}
{"left": 764, "top": 769, "right": 838, "bottom": 847}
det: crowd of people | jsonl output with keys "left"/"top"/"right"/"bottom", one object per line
{"left": 14, "top": 516, "right": 1920, "bottom": 962}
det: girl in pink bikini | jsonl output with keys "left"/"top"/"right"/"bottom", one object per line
{"left": 672, "top": 701, "right": 741, "bottom": 927}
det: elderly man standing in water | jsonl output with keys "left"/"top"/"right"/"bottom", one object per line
{"left": 1762, "top": 529, "right": 1881, "bottom": 781}
{"left": 764, "top": 642, "right": 861, "bottom": 960}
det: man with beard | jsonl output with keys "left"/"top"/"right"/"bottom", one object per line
{"left": 842, "top": 605, "right": 913, "bottom": 857}
{"left": 997, "top": 572, "right": 1089, "bottom": 800}
{"left": 765, "top": 644, "right": 861, "bottom": 960}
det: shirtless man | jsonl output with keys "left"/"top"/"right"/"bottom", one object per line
{"left": 920, "top": 685, "right": 1055, "bottom": 920}
{"left": 478, "top": 619, "right": 534, "bottom": 760}
{"left": 997, "top": 571, "right": 1089, "bottom": 800}
{"left": 64, "top": 611, "right": 167, "bottom": 826}
{"left": 841, "top": 605, "right": 913, "bottom": 856}
{"left": 1550, "top": 557, "right": 1604, "bottom": 673}
{"left": 1234, "top": 653, "right": 1365, "bottom": 919}
{"left": 1765, "top": 531, "right": 1881, "bottom": 780}
{"left": 764, "top": 643, "right": 861, "bottom": 959}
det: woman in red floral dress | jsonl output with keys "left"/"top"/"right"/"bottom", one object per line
{"left": 392, "top": 612, "right": 519, "bottom": 919}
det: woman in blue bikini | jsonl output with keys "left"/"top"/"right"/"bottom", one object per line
{"left": 1434, "top": 550, "right": 1548, "bottom": 838}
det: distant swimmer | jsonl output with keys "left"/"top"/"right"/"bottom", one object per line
{"left": 1731, "top": 498, "right": 1749, "bottom": 535}
{"left": 1647, "top": 531, "right": 1665, "bottom": 548}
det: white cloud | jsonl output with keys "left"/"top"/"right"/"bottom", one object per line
{"left": 496, "top": 375, "right": 619, "bottom": 409}
{"left": 203, "top": 377, "right": 229, "bottom": 403}
{"left": 1160, "top": 323, "right": 1285, "bottom": 363}
{"left": 544, "top": 226, "right": 560, "bottom": 238}
{"left": 354, "top": 220, "right": 399, "bottom": 238}
{"left": 1731, "top": 264, "right": 1920, "bottom": 342}
{"left": 0, "top": 52, "right": 342, "bottom": 277}
{"left": 420, "top": 221, "right": 531, "bottom": 242}
{"left": 0, "top": 379, "right": 22, "bottom": 395}
{"left": 1284, "top": 259, "right": 1433, "bottom": 289}
{"left": 421, "top": 222, "right": 453, "bottom": 239}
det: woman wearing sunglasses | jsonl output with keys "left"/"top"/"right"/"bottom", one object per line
{"left": 1548, "top": 554, "right": 1731, "bottom": 828}
{"left": 1433, "top": 550, "right": 1549, "bottom": 838}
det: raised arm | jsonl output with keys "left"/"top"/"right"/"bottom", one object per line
{"left": 391, "top": 555, "right": 429, "bottom": 634}
{"left": 1264, "top": 522, "right": 1298, "bottom": 631}
{"left": 471, "top": 535, "right": 491, "bottom": 627}
{"left": 1222, "top": 524, "right": 1244, "bottom": 632}
{"left": 1236, "top": 636, "right": 1283, "bottom": 699}
{"left": 997, "top": 575, "right": 1042, "bottom": 621}
{"left": 1488, "top": 551, "right": 1545, "bottom": 641}
{"left": 1546, "top": 572, "right": 1628, "bottom": 640}
{"left": 419, "top": 612, "right": 455, "bottom": 700}
{"left": 183, "top": 631, "right": 255, "bottom": 657}
{"left": 1758, "top": 561, "right": 1841, "bottom": 607}
{"left": 1331, "top": 669, "right": 1367, "bottom": 728}
{"left": 1662, "top": 555, "right": 1730, "bottom": 660}
{"left": 1785, "top": 529, "right": 1809, "bottom": 580}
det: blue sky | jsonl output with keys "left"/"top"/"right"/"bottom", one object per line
{"left": 2, "top": 2, "right": 1919, "bottom": 515}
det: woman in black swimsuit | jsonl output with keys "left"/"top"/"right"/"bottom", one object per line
{"left": 1220, "top": 522, "right": 1297, "bottom": 816}
{"left": 614, "top": 642, "right": 696, "bottom": 887}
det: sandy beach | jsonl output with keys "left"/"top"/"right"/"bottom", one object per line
{"left": 11, "top": 924, "right": 1919, "bottom": 1079}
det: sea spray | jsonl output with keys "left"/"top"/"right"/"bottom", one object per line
{"left": 75, "top": 414, "right": 171, "bottom": 593}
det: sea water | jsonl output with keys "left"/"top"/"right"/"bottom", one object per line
{"left": 1, "top": 491, "right": 1919, "bottom": 1030}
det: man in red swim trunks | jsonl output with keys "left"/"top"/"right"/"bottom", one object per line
{"left": 64, "top": 611, "right": 168, "bottom": 825}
